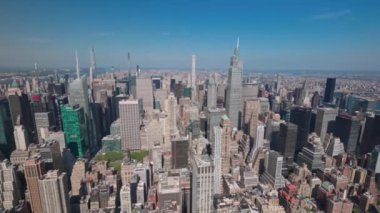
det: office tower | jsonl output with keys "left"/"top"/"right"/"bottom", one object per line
{"left": 243, "top": 98, "right": 260, "bottom": 139}
{"left": 151, "top": 76, "right": 162, "bottom": 90}
{"left": 290, "top": 106, "right": 312, "bottom": 153}
{"left": 242, "top": 81, "right": 259, "bottom": 100}
{"left": 38, "top": 170, "right": 70, "bottom": 213}
{"left": 120, "top": 185, "right": 132, "bottom": 213}
{"left": 71, "top": 159, "right": 86, "bottom": 196}
{"left": 0, "top": 160, "right": 21, "bottom": 209}
{"left": 334, "top": 114, "right": 361, "bottom": 155}
{"left": 157, "top": 175, "right": 182, "bottom": 211}
{"left": 8, "top": 93, "right": 33, "bottom": 139}
{"left": 35, "top": 112, "right": 53, "bottom": 143}
{"left": 323, "top": 78, "right": 336, "bottom": 103}
{"left": 56, "top": 96, "right": 68, "bottom": 131}
{"left": 101, "top": 135, "right": 121, "bottom": 152}
{"left": 278, "top": 123, "right": 298, "bottom": 174}
{"left": 61, "top": 105, "right": 87, "bottom": 157}
{"left": 370, "top": 146, "right": 380, "bottom": 174}
{"left": 360, "top": 114, "right": 380, "bottom": 154}
{"left": 68, "top": 77, "right": 90, "bottom": 116}
{"left": 39, "top": 140, "right": 64, "bottom": 171}
{"left": 294, "top": 80, "right": 307, "bottom": 106}
{"left": 207, "top": 74, "right": 217, "bottom": 109}
{"left": 225, "top": 39, "right": 243, "bottom": 129}
{"left": 14, "top": 125, "right": 29, "bottom": 150}
{"left": 0, "top": 98, "right": 14, "bottom": 158}
{"left": 136, "top": 77, "right": 154, "bottom": 114}
{"left": 165, "top": 93, "right": 179, "bottom": 138}
{"left": 296, "top": 134, "right": 325, "bottom": 171}
{"left": 119, "top": 99, "right": 141, "bottom": 151}
{"left": 25, "top": 157, "right": 45, "bottom": 213}
{"left": 206, "top": 107, "right": 225, "bottom": 141}
{"left": 220, "top": 115, "right": 232, "bottom": 175}
{"left": 191, "top": 54, "right": 196, "bottom": 101}
{"left": 190, "top": 153, "right": 214, "bottom": 212}
{"left": 311, "top": 91, "right": 321, "bottom": 109}
{"left": 213, "top": 125, "right": 223, "bottom": 194}
{"left": 325, "top": 134, "right": 345, "bottom": 157}
{"left": 171, "top": 136, "right": 189, "bottom": 169}
{"left": 266, "top": 119, "right": 283, "bottom": 151}
{"left": 314, "top": 107, "right": 338, "bottom": 141}
{"left": 260, "top": 150, "right": 285, "bottom": 189}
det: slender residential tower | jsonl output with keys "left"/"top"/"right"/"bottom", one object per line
{"left": 191, "top": 54, "right": 196, "bottom": 101}
{"left": 89, "top": 47, "right": 96, "bottom": 89}
{"left": 226, "top": 38, "right": 243, "bottom": 129}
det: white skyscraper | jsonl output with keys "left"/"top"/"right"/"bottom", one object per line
{"left": 165, "top": 93, "right": 179, "bottom": 138}
{"left": 191, "top": 54, "right": 196, "bottom": 101}
{"left": 14, "top": 125, "right": 29, "bottom": 150}
{"left": 38, "top": 170, "right": 70, "bottom": 213}
{"left": 190, "top": 152, "right": 214, "bottom": 213}
{"left": 213, "top": 125, "right": 223, "bottom": 194}
{"left": 136, "top": 77, "right": 154, "bottom": 114}
{"left": 120, "top": 185, "right": 132, "bottom": 213}
{"left": 120, "top": 99, "right": 141, "bottom": 150}
{"left": 89, "top": 47, "right": 96, "bottom": 89}
{"left": 0, "top": 160, "right": 21, "bottom": 209}
{"left": 225, "top": 39, "right": 243, "bottom": 129}
{"left": 207, "top": 74, "right": 217, "bottom": 109}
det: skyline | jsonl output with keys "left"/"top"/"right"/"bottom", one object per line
{"left": 0, "top": 0, "right": 379, "bottom": 71}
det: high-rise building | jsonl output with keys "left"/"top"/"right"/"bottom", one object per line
{"left": 191, "top": 54, "right": 196, "bottom": 101}
{"left": 314, "top": 107, "right": 338, "bottom": 141}
{"left": 290, "top": 106, "right": 312, "bottom": 153}
{"left": 8, "top": 93, "right": 33, "bottom": 140}
{"left": 136, "top": 77, "right": 154, "bottom": 114}
{"left": 220, "top": 115, "right": 231, "bottom": 175}
{"left": 360, "top": 114, "right": 380, "bottom": 154}
{"left": 190, "top": 152, "right": 214, "bottom": 212}
{"left": 213, "top": 125, "right": 223, "bottom": 194}
{"left": 206, "top": 74, "right": 217, "bottom": 109}
{"left": 68, "top": 77, "right": 90, "bottom": 116}
{"left": 311, "top": 91, "right": 321, "bottom": 109}
{"left": 225, "top": 39, "right": 243, "bottom": 129}
{"left": 242, "top": 81, "right": 259, "bottom": 100}
{"left": 14, "top": 125, "right": 29, "bottom": 150}
{"left": 0, "top": 98, "right": 14, "bottom": 158}
{"left": 38, "top": 170, "right": 70, "bottom": 213}
{"left": 296, "top": 134, "right": 325, "bottom": 171}
{"left": 334, "top": 114, "right": 361, "bottom": 155}
{"left": 243, "top": 98, "right": 260, "bottom": 139}
{"left": 0, "top": 159, "right": 21, "bottom": 209}
{"left": 369, "top": 146, "right": 380, "bottom": 174}
{"left": 70, "top": 159, "right": 86, "bottom": 196}
{"left": 206, "top": 107, "right": 225, "bottom": 141}
{"left": 260, "top": 150, "right": 285, "bottom": 189}
{"left": 24, "top": 157, "right": 45, "bottom": 213}
{"left": 60, "top": 105, "right": 87, "bottom": 157}
{"left": 323, "top": 78, "right": 336, "bottom": 104}
{"left": 35, "top": 112, "right": 54, "bottom": 143}
{"left": 278, "top": 123, "right": 298, "bottom": 174}
{"left": 120, "top": 185, "right": 132, "bottom": 213}
{"left": 171, "top": 136, "right": 189, "bottom": 169}
{"left": 119, "top": 99, "right": 141, "bottom": 151}
{"left": 165, "top": 93, "right": 179, "bottom": 139}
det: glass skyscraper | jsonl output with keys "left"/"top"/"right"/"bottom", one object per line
{"left": 225, "top": 40, "right": 243, "bottom": 129}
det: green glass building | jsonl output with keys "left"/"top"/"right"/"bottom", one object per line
{"left": 0, "top": 98, "right": 15, "bottom": 158}
{"left": 60, "top": 105, "right": 87, "bottom": 157}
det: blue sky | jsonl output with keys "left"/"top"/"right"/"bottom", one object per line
{"left": 0, "top": 0, "right": 379, "bottom": 71}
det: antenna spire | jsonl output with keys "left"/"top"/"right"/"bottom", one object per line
{"left": 75, "top": 50, "right": 80, "bottom": 79}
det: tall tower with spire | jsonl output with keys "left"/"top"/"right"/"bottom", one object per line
{"left": 191, "top": 54, "right": 196, "bottom": 101}
{"left": 225, "top": 38, "right": 243, "bottom": 129}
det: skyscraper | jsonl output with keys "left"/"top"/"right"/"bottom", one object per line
{"left": 119, "top": 99, "right": 141, "bottom": 150}
{"left": 38, "top": 170, "right": 70, "bottom": 213}
{"left": 225, "top": 39, "right": 243, "bottom": 129}
{"left": 359, "top": 114, "right": 380, "bottom": 154}
{"left": 135, "top": 77, "right": 154, "bottom": 114}
{"left": 290, "top": 106, "right": 312, "bottom": 153}
{"left": 260, "top": 150, "right": 285, "bottom": 189}
{"left": 191, "top": 54, "right": 196, "bottom": 101}
{"left": 165, "top": 93, "right": 179, "bottom": 139}
{"left": 278, "top": 122, "right": 298, "bottom": 174}
{"left": 8, "top": 93, "right": 33, "bottom": 140}
{"left": 190, "top": 153, "right": 214, "bottom": 212}
{"left": 207, "top": 74, "right": 217, "bottom": 109}
{"left": 323, "top": 78, "right": 336, "bottom": 103}
{"left": 120, "top": 185, "right": 132, "bottom": 213}
{"left": 171, "top": 136, "right": 189, "bottom": 169}
{"left": 60, "top": 105, "right": 87, "bottom": 157}
{"left": 0, "top": 159, "right": 21, "bottom": 209}
{"left": 213, "top": 125, "right": 223, "bottom": 194}
{"left": 314, "top": 107, "right": 338, "bottom": 141}
{"left": 25, "top": 157, "right": 45, "bottom": 213}
{"left": 0, "top": 98, "right": 14, "bottom": 158}
{"left": 71, "top": 159, "right": 86, "bottom": 196}
{"left": 243, "top": 98, "right": 260, "bottom": 139}
{"left": 34, "top": 112, "right": 54, "bottom": 143}
{"left": 206, "top": 107, "right": 225, "bottom": 142}
{"left": 334, "top": 114, "right": 361, "bottom": 155}
{"left": 14, "top": 125, "right": 29, "bottom": 150}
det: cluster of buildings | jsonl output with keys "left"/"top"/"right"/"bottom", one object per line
{"left": 0, "top": 42, "right": 380, "bottom": 213}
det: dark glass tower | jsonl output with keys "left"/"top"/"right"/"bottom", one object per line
{"left": 290, "top": 106, "right": 312, "bottom": 153}
{"left": 323, "top": 78, "right": 336, "bottom": 103}
{"left": 278, "top": 122, "right": 298, "bottom": 176}
{"left": 334, "top": 114, "right": 361, "bottom": 155}
{"left": 0, "top": 98, "right": 15, "bottom": 158}
{"left": 359, "top": 114, "right": 380, "bottom": 155}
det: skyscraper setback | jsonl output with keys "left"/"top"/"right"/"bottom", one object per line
{"left": 226, "top": 39, "right": 243, "bottom": 129}
{"left": 323, "top": 78, "right": 336, "bottom": 104}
